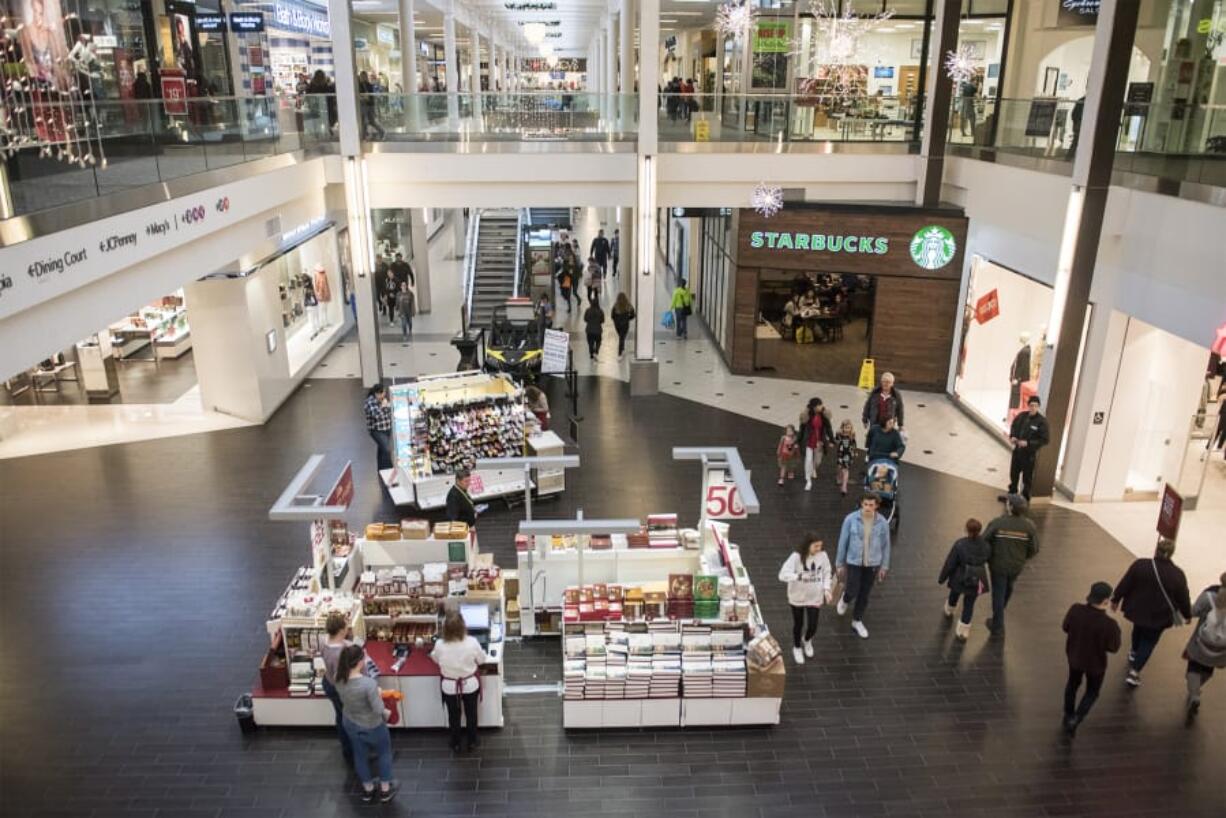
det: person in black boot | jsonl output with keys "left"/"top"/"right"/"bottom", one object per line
{"left": 1062, "top": 582, "right": 1121, "bottom": 737}
{"left": 1005, "top": 396, "right": 1049, "bottom": 500}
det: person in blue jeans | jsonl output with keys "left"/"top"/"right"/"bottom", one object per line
{"left": 335, "top": 645, "right": 398, "bottom": 804}
{"left": 318, "top": 612, "right": 354, "bottom": 766}
{"left": 670, "top": 280, "right": 693, "bottom": 339}
{"left": 983, "top": 495, "right": 1040, "bottom": 636}
{"left": 834, "top": 493, "right": 892, "bottom": 640}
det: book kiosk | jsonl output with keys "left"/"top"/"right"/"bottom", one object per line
{"left": 252, "top": 456, "right": 507, "bottom": 729}
{"left": 515, "top": 447, "right": 785, "bottom": 728}
{"left": 380, "top": 371, "right": 568, "bottom": 509}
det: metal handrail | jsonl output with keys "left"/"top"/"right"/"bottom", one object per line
{"left": 513, "top": 208, "right": 527, "bottom": 299}
{"left": 462, "top": 209, "right": 481, "bottom": 328}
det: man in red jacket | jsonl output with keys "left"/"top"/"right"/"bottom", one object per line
{"left": 1062, "top": 581, "right": 1122, "bottom": 737}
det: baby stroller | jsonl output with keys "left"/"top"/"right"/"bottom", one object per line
{"left": 864, "top": 458, "right": 900, "bottom": 533}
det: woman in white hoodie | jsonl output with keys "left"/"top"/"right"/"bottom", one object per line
{"left": 779, "top": 533, "right": 834, "bottom": 665}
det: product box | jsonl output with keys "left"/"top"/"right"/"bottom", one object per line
{"left": 747, "top": 657, "right": 786, "bottom": 699}
{"left": 259, "top": 649, "right": 289, "bottom": 690}
{"left": 399, "top": 519, "right": 430, "bottom": 540}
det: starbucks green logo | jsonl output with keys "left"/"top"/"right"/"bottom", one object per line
{"left": 910, "top": 225, "right": 957, "bottom": 270}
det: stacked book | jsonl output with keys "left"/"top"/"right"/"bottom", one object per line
{"left": 711, "top": 629, "right": 748, "bottom": 696}
{"left": 563, "top": 658, "right": 586, "bottom": 700}
{"left": 605, "top": 629, "right": 628, "bottom": 699}
{"left": 647, "top": 513, "right": 680, "bottom": 548}
{"left": 682, "top": 625, "right": 714, "bottom": 698}
{"left": 650, "top": 621, "right": 682, "bottom": 697}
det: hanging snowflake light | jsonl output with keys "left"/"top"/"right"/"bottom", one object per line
{"left": 751, "top": 182, "right": 784, "bottom": 218}
{"left": 714, "top": 2, "right": 757, "bottom": 42}
{"left": 944, "top": 44, "right": 977, "bottom": 85}
{"left": 793, "top": 0, "right": 894, "bottom": 105}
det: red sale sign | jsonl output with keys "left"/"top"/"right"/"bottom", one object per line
{"left": 705, "top": 479, "right": 747, "bottom": 520}
{"left": 1157, "top": 483, "right": 1182, "bottom": 540}
{"left": 975, "top": 289, "right": 1000, "bottom": 324}
{"left": 161, "top": 70, "right": 188, "bottom": 115}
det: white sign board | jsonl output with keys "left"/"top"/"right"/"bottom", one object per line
{"left": 704, "top": 467, "right": 749, "bottom": 520}
{"left": 541, "top": 328, "right": 569, "bottom": 374}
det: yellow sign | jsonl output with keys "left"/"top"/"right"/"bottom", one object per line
{"left": 858, "top": 358, "right": 876, "bottom": 390}
{"left": 694, "top": 119, "right": 710, "bottom": 142}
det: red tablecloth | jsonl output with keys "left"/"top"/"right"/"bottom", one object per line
{"left": 363, "top": 639, "right": 444, "bottom": 677}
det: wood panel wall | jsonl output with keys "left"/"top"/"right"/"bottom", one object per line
{"left": 870, "top": 277, "right": 961, "bottom": 390}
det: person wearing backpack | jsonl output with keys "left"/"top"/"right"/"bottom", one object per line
{"left": 1183, "top": 573, "right": 1226, "bottom": 724}
{"left": 1109, "top": 538, "right": 1192, "bottom": 689}
{"left": 937, "top": 518, "right": 992, "bottom": 641}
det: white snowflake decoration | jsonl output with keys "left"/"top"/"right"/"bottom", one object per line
{"left": 751, "top": 183, "right": 784, "bottom": 218}
{"left": 714, "top": 2, "right": 757, "bottom": 42}
{"left": 944, "top": 44, "right": 977, "bottom": 85}
{"left": 794, "top": 0, "right": 894, "bottom": 104}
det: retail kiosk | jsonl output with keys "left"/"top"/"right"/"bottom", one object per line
{"left": 380, "top": 371, "right": 568, "bottom": 509}
{"left": 253, "top": 457, "right": 507, "bottom": 729}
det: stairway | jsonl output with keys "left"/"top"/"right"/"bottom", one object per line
{"left": 528, "top": 207, "right": 573, "bottom": 230}
{"left": 469, "top": 210, "right": 520, "bottom": 330}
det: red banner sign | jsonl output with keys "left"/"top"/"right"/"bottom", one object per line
{"left": 1157, "top": 483, "right": 1182, "bottom": 540}
{"left": 325, "top": 462, "right": 355, "bottom": 509}
{"left": 161, "top": 70, "right": 188, "bottom": 115}
{"left": 975, "top": 289, "right": 1000, "bottom": 324}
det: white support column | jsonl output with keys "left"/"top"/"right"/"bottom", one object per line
{"left": 471, "top": 26, "right": 483, "bottom": 117}
{"left": 444, "top": 8, "right": 459, "bottom": 129}
{"left": 619, "top": 0, "right": 632, "bottom": 129}
{"left": 631, "top": 0, "right": 659, "bottom": 397}
{"left": 397, "top": 0, "right": 419, "bottom": 130}
{"left": 715, "top": 31, "right": 725, "bottom": 129}
{"left": 326, "top": 0, "right": 361, "bottom": 154}
{"left": 605, "top": 13, "right": 616, "bottom": 122}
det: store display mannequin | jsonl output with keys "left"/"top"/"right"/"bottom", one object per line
{"left": 311, "top": 264, "right": 332, "bottom": 333}
{"left": 1030, "top": 326, "right": 1047, "bottom": 383}
{"left": 302, "top": 272, "right": 321, "bottom": 338}
{"left": 1009, "top": 332, "right": 1031, "bottom": 412}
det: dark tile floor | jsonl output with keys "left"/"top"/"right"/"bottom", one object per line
{"left": 1, "top": 377, "right": 1222, "bottom": 818}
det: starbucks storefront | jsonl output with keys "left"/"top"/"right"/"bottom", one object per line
{"left": 726, "top": 204, "right": 968, "bottom": 390}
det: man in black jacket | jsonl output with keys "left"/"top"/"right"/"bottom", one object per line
{"left": 589, "top": 229, "right": 611, "bottom": 273}
{"left": 1062, "top": 581, "right": 1122, "bottom": 736}
{"left": 1110, "top": 538, "right": 1192, "bottom": 688}
{"left": 445, "top": 470, "right": 477, "bottom": 527}
{"left": 389, "top": 253, "right": 415, "bottom": 288}
{"left": 861, "top": 372, "right": 904, "bottom": 429}
{"left": 1006, "top": 395, "right": 1049, "bottom": 500}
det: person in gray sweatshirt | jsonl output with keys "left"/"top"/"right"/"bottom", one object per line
{"left": 335, "top": 645, "right": 398, "bottom": 804}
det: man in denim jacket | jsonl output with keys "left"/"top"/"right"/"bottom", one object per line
{"left": 836, "top": 494, "right": 893, "bottom": 639}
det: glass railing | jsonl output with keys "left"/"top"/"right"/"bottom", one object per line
{"left": 357, "top": 92, "right": 637, "bottom": 141}
{"left": 947, "top": 97, "right": 1226, "bottom": 188}
{"left": 3, "top": 95, "right": 336, "bottom": 217}
{"left": 660, "top": 93, "right": 922, "bottom": 144}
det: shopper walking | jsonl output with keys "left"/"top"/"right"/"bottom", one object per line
{"left": 319, "top": 611, "right": 355, "bottom": 766}
{"left": 382, "top": 271, "right": 399, "bottom": 325}
{"left": 610, "top": 229, "right": 620, "bottom": 277}
{"left": 585, "top": 256, "right": 603, "bottom": 304}
{"left": 1061, "top": 581, "right": 1121, "bottom": 737}
{"left": 937, "top": 518, "right": 992, "bottom": 641}
{"left": 834, "top": 419, "right": 857, "bottom": 496}
{"left": 431, "top": 610, "right": 490, "bottom": 753}
{"left": 778, "top": 533, "right": 834, "bottom": 665}
{"left": 866, "top": 415, "right": 906, "bottom": 463}
{"left": 861, "top": 372, "right": 905, "bottom": 430}
{"left": 374, "top": 259, "right": 390, "bottom": 320}
{"left": 611, "top": 292, "right": 636, "bottom": 358}
{"left": 335, "top": 645, "right": 397, "bottom": 803}
{"left": 524, "top": 385, "right": 550, "bottom": 431}
{"left": 395, "top": 282, "right": 415, "bottom": 341}
{"left": 558, "top": 266, "right": 574, "bottom": 314}
{"left": 363, "top": 384, "right": 394, "bottom": 471}
{"left": 776, "top": 424, "right": 799, "bottom": 485}
{"left": 983, "top": 495, "right": 1040, "bottom": 636}
{"left": 1004, "top": 395, "right": 1050, "bottom": 501}
{"left": 1184, "top": 572, "right": 1226, "bottom": 724}
{"left": 389, "top": 252, "right": 415, "bottom": 287}
{"left": 589, "top": 228, "right": 611, "bottom": 272}
{"left": 583, "top": 297, "right": 605, "bottom": 360}
{"left": 835, "top": 494, "right": 892, "bottom": 639}
{"left": 446, "top": 469, "right": 478, "bottom": 527}
{"left": 670, "top": 279, "right": 693, "bottom": 339}
{"left": 357, "top": 71, "right": 385, "bottom": 140}
{"left": 1109, "top": 538, "right": 1192, "bottom": 688}
{"left": 798, "top": 397, "right": 833, "bottom": 491}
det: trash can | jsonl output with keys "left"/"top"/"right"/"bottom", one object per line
{"left": 234, "top": 693, "right": 256, "bottom": 733}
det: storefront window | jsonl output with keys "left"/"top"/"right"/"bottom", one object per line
{"left": 953, "top": 256, "right": 1053, "bottom": 433}
{"left": 699, "top": 212, "right": 734, "bottom": 353}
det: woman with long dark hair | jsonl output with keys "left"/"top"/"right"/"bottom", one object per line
{"left": 777, "top": 533, "right": 833, "bottom": 666}
{"left": 336, "top": 645, "right": 397, "bottom": 803}
{"left": 938, "top": 518, "right": 992, "bottom": 641}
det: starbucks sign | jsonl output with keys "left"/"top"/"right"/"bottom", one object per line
{"left": 910, "top": 225, "right": 957, "bottom": 271}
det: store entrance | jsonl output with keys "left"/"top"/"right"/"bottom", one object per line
{"left": 754, "top": 270, "right": 872, "bottom": 384}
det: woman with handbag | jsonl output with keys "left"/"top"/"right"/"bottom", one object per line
{"left": 937, "top": 518, "right": 992, "bottom": 641}
{"left": 1110, "top": 538, "right": 1192, "bottom": 689}
{"left": 670, "top": 279, "right": 693, "bottom": 339}
{"left": 1184, "top": 573, "right": 1226, "bottom": 723}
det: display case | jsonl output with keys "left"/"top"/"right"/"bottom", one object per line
{"left": 382, "top": 371, "right": 532, "bottom": 509}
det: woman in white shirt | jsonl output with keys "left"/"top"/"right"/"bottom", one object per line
{"left": 778, "top": 533, "right": 834, "bottom": 666}
{"left": 431, "top": 611, "right": 489, "bottom": 753}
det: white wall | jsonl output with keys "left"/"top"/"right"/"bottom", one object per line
{"left": 659, "top": 153, "right": 918, "bottom": 206}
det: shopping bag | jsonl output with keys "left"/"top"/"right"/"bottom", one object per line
{"left": 661, "top": 311, "right": 675, "bottom": 329}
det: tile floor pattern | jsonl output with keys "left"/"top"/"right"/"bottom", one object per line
{"left": 1, "top": 377, "right": 1222, "bottom": 818}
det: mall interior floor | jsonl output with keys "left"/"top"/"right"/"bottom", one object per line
{"left": 1, "top": 376, "right": 1222, "bottom": 818}
{"left": 0, "top": 350, "right": 200, "bottom": 407}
